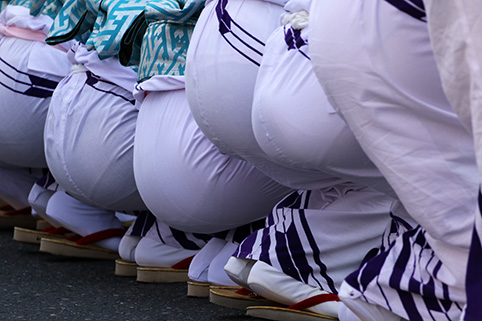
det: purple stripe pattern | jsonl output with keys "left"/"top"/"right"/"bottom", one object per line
{"left": 464, "top": 188, "right": 482, "bottom": 321}
{"left": 283, "top": 25, "right": 310, "bottom": 61}
{"left": 234, "top": 191, "right": 338, "bottom": 293}
{"left": 215, "top": 0, "right": 265, "bottom": 66}
{"left": 130, "top": 211, "right": 156, "bottom": 237}
{"left": 344, "top": 223, "right": 466, "bottom": 320}
{"left": 0, "top": 57, "right": 59, "bottom": 98}
{"left": 384, "top": 0, "right": 426, "bottom": 21}
{"left": 85, "top": 71, "right": 135, "bottom": 105}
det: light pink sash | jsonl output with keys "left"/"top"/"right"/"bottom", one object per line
{"left": 0, "top": 23, "right": 67, "bottom": 52}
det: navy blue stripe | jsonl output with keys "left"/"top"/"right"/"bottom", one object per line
{"left": 277, "top": 192, "right": 302, "bottom": 210}
{"left": 216, "top": 0, "right": 264, "bottom": 45}
{"left": 0, "top": 57, "right": 58, "bottom": 89}
{"left": 285, "top": 216, "right": 323, "bottom": 288}
{"left": 393, "top": 228, "right": 424, "bottom": 321}
{"left": 35, "top": 170, "right": 56, "bottom": 188}
{"left": 390, "top": 212, "right": 413, "bottom": 231}
{"left": 384, "top": 0, "right": 426, "bottom": 21}
{"left": 29, "top": 74, "right": 58, "bottom": 90}
{"left": 216, "top": 0, "right": 264, "bottom": 66}
{"left": 130, "top": 211, "right": 155, "bottom": 236}
{"left": 298, "top": 208, "right": 337, "bottom": 294}
{"left": 170, "top": 227, "right": 203, "bottom": 250}
{"left": 220, "top": 33, "right": 261, "bottom": 67}
{"left": 465, "top": 228, "right": 482, "bottom": 318}
{"left": 259, "top": 224, "right": 272, "bottom": 266}
{"left": 192, "top": 233, "right": 212, "bottom": 243}
{"left": 235, "top": 230, "right": 257, "bottom": 257}
{"left": 0, "top": 80, "right": 53, "bottom": 98}
{"left": 407, "top": 0, "right": 424, "bottom": 10}
{"left": 154, "top": 219, "right": 165, "bottom": 244}
{"left": 399, "top": 290, "right": 424, "bottom": 321}
{"left": 232, "top": 220, "right": 264, "bottom": 244}
{"left": 85, "top": 72, "right": 135, "bottom": 105}
{"left": 275, "top": 229, "right": 299, "bottom": 281}
{"left": 389, "top": 229, "right": 414, "bottom": 288}
{"left": 465, "top": 189, "right": 482, "bottom": 320}
{"left": 284, "top": 25, "right": 310, "bottom": 61}
{"left": 211, "top": 230, "right": 229, "bottom": 239}
{"left": 143, "top": 212, "right": 156, "bottom": 235}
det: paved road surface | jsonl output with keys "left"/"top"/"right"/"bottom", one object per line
{"left": 0, "top": 229, "right": 264, "bottom": 321}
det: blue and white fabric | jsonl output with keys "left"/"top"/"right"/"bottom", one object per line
{"left": 30, "top": 0, "right": 63, "bottom": 20}
{"left": 136, "top": 0, "right": 204, "bottom": 80}
{"left": 85, "top": 0, "right": 147, "bottom": 63}
{"left": 45, "top": 0, "right": 99, "bottom": 45}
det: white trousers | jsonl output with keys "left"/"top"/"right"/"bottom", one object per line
{"left": 134, "top": 87, "right": 291, "bottom": 233}
{"left": 310, "top": 0, "right": 479, "bottom": 319}
{"left": 0, "top": 35, "right": 67, "bottom": 209}
{"left": 252, "top": 19, "right": 393, "bottom": 196}
{"left": 186, "top": 0, "right": 337, "bottom": 190}
{"left": 45, "top": 70, "right": 146, "bottom": 212}
{"left": 0, "top": 37, "right": 65, "bottom": 168}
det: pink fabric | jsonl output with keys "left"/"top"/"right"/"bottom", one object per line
{"left": 0, "top": 23, "right": 67, "bottom": 52}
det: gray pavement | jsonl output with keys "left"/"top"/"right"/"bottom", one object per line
{"left": 0, "top": 229, "right": 264, "bottom": 321}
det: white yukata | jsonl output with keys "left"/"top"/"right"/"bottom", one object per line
{"left": 229, "top": 1, "right": 410, "bottom": 318}
{"left": 422, "top": 2, "right": 482, "bottom": 320}
{"left": 132, "top": 0, "right": 291, "bottom": 234}
{"left": 186, "top": 0, "right": 324, "bottom": 190}
{"left": 39, "top": 0, "right": 146, "bottom": 251}
{"left": 128, "top": 0, "right": 285, "bottom": 285}
{"left": 309, "top": 1, "right": 479, "bottom": 320}
{"left": 44, "top": 42, "right": 146, "bottom": 212}
{"left": 0, "top": 2, "right": 70, "bottom": 210}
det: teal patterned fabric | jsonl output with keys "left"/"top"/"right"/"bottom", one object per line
{"left": 137, "top": 22, "right": 193, "bottom": 81}
{"left": 30, "top": 0, "right": 63, "bottom": 20}
{"left": 85, "top": 0, "right": 147, "bottom": 63}
{"left": 2, "top": 0, "right": 30, "bottom": 10}
{"left": 135, "top": 0, "right": 205, "bottom": 81}
{"left": 1, "top": 1, "right": 9, "bottom": 12}
{"left": 144, "top": 0, "right": 203, "bottom": 25}
{"left": 45, "top": 0, "right": 99, "bottom": 45}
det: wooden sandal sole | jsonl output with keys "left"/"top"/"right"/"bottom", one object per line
{"left": 136, "top": 266, "right": 189, "bottom": 283}
{"left": 39, "top": 238, "right": 119, "bottom": 260}
{"left": 246, "top": 306, "right": 338, "bottom": 321}
{"left": 13, "top": 227, "right": 66, "bottom": 244}
{"left": 115, "top": 259, "right": 138, "bottom": 277}
{"left": 209, "top": 288, "right": 277, "bottom": 310}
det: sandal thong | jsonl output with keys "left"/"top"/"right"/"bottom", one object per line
{"left": 209, "top": 287, "right": 278, "bottom": 310}
{"left": 13, "top": 226, "right": 72, "bottom": 244}
{"left": 39, "top": 228, "right": 125, "bottom": 260}
{"left": 246, "top": 294, "right": 340, "bottom": 321}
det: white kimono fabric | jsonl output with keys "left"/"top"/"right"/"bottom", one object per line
{"left": 0, "top": 5, "right": 69, "bottom": 208}
{"left": 423, "top": 2, "right": 482, "bottom": 320}
{"left": 133, "top": 76, "right": 291, "bottom": 233}
{"left": 45, "top": 42, "right": 147, "bottom": 212}
{"left": 186, "top": 0, "right": 339, "bottom": 190}
{"left": 309, "top": 1, "right": 479, "bottom": 320}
